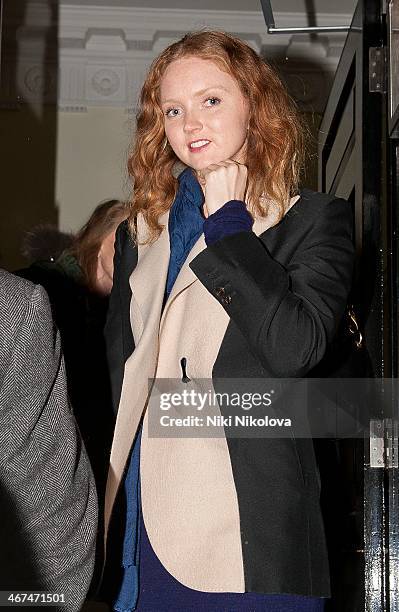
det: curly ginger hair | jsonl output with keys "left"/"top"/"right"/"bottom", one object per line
{"left": 128, "top": 30, "right": 306, "bottom": 242}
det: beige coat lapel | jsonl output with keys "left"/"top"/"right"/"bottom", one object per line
{"left": 104, "top": 212, "right": 169, "bottom": 538}
{"left": 159, "top": 233, "right": 206, "bottom": 335}
{"left": 105, "top": 213, "right": 208, "bottom": 538}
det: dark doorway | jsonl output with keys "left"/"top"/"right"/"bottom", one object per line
{"left": 0, "top": 0, "right": 59, "bottom": 271}
{"left": 318, "top": 0, "right": 399, "bottom": 609}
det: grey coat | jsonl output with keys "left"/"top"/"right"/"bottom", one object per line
{"left": 0, "top": 270, "right": 98, "bottom": 611}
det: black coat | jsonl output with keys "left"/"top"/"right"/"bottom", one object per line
{"left": 104, "top": 187, "right": 355, "bottom": 598}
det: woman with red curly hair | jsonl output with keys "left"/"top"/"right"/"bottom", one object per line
{"left": 102, "top": 31, "right": 354, "bottom": 611}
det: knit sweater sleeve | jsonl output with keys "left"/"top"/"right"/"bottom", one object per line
{"left": 203, "top": 200, "right": 253, "bottom": 246}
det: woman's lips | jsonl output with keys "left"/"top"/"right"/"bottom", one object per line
{"left": 188, "top": 140, "right": 211, "bottom": 153}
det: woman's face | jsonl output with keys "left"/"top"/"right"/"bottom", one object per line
{"left": 160, "top": 57, "right": 249, "bottom": 171}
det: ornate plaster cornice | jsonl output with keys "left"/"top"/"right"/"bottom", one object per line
{"left": 1, "top": 3, "right": 353, "bottom": 113}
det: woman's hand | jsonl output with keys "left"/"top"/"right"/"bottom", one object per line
{"left": 197, "top": 160, "right": 248, "bottom": 217}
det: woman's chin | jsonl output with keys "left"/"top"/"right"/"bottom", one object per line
{"left": 183, "top": 157, "right": 218, "bottom": 171}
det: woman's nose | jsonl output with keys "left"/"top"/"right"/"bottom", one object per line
{"left": 183, "top": 110, "right": 203, "bottom": 132}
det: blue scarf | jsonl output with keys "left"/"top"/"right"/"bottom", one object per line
{"left": 166, "top": 167, "right": 205, "bottom": 295}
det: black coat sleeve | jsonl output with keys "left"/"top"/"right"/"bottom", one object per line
{"left": 190, "top": 196, "right": 355, "bottom": 377}
{"left": 104, "top": 220, "right": 137, "bottom": 415}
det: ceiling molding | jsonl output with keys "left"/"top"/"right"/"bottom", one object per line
{"left": 1, "top": 3, "right": 353, "bottom": 113}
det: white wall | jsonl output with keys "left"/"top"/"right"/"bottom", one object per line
{"left": 56, "top": 107, "right": 133, "bottom": 232}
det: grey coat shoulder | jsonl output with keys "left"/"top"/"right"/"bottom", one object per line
{"left": 0, "top": 268, "right": 36, "bottom": 303}
{"left": 0, "top": 268, "right": 50, "bottom": 336}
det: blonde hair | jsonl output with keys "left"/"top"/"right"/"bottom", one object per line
{"left": 128, "top": 30, "right": 305, "bottom": 242}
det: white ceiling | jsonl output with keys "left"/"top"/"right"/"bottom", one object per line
{"left": 62, "top": 0, "right": 357, "bottom": 17}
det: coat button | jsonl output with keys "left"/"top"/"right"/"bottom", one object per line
{"left": 216, "top": 287, "right": 231, "bottom": 305}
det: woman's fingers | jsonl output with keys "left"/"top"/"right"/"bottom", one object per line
{"left": 200, "top": 160, "right": 247, "bottom": 179}
{"left": 198, "top": 160, "right": 248, "bottom": 215}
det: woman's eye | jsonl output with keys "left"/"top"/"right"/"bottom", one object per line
{"left": 165, "top": 108, "right": 181, "bottom": 118}
{"left": 205, "top": 97, "right": 221, "bottom": 107}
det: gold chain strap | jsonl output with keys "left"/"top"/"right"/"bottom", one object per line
{"left": 346, "top": 304, "right": 364, "bottom": 349}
